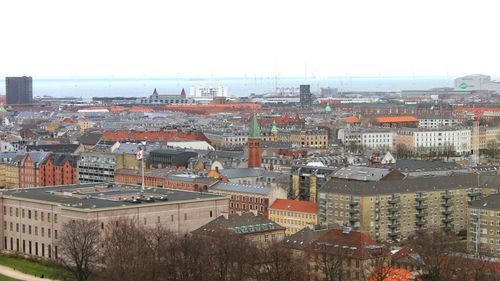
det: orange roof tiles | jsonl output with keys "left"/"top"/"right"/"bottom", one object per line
{"left": 270, "top": 199, "right": 318, "bottom": 214}
{"left": 374, "top": 116, "right": 418, "bottom": 123}
{"left": 345, "top": 116, "right": 361, "bottom": 123}
{"left": 369, "top": 268, "right": 422, "bottom": 281}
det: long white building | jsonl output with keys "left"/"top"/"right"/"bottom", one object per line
{"left": 398, "top": 128, "right": 471, "bottom": 155}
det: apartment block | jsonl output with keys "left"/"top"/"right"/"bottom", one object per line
{"left": 468, "top": 193, "right": 500, "bottom": 256}
{"left": 319, "top": 174, "right": 499, "bottom": 241}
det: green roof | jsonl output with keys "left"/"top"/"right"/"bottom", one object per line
{"left": 249, "top": 113, "right": 261, "bottom": 138}
{"left": 325, "top": 103, "right": 332, "bottom": 112}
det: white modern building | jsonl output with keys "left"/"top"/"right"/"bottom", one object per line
{"left": 418, "top": 117, "right": 458, "bottom": 129}
{"left": 189, "top": 85, "right": 228, "bottom": 102}
{"left": 455, "top": 74, "right": 500, "bottom": 92}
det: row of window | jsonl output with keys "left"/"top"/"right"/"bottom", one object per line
{"left": 3, "top": 207, "right": 58, "bottom": 223}
{"left": 3, "top": 222, "right": 58, "bottom": 239}
{"left": 3, "top": 237, "right": 56, "bottom": 259}
{"left": 269, "top": 210, "right": 315, "bottom": 219}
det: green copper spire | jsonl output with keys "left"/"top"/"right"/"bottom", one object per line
{"left": 271, "top": 120, "right": 278, "bottom": 135}
{"left": 249, "top": 113, "right": 261, "bottom": 138}
{"left": 325, "top": 103, "right": 332, "bottom": 112}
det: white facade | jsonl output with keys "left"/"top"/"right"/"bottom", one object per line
{"left": 418, "top": 118, "right": 458, "bottom": 129}
{"left": 340, "top": 129, "right": 393, "bottom": 150}
{"left": 189, "top": 85, "right": 228, "bottom": 100}
{"left": 413, "top": 129, "right": 471, "bottom": 154}
{"left": 361, "top": 131, "right": 394, "bottom": 149}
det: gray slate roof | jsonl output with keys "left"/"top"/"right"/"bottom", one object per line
{"left": 210, "top": 182, "right": 272, "bottom": 196}
{"left": 320, "top": 174, "right": 499, "bottom": 196}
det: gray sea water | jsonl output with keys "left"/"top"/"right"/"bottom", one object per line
{"left": 0, "top": 76, "right": 457, "bottom": 98}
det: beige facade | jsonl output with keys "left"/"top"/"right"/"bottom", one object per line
{"left": 5, "top": 163, "right": 20, "bottom": 189}
{"left": 289, "top": 130, "right": 328, "bottom": 148}
{"left": 0, "top": 184, "right": 228, "bottom": 259}
{"left": 472, "top": 126, "right": 500, "bottom": 150}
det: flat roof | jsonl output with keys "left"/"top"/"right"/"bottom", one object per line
{"left": 0, "top": 183, "right": 224, "bottom": 211}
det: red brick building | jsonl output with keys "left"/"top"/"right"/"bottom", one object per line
{"left": 39, "top": 154, "right": 78, "bottom": 186}
{"left": 19, "top": 152, "right": 50, "bottom": 188}
{"left": 209, "top": 182, "right": 287, "bottom": 217}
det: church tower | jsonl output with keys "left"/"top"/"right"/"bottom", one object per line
{"left": 248, "top": 113, "right": 262, "bottom": 168}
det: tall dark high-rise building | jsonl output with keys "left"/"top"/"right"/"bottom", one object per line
{"left": 299, "top": 84, "right": 313, "bottom": 107}
{"left": 6, "top": 76, "right": 33, "bottom": 105}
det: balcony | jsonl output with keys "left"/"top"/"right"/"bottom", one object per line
{"left": 349, "top": 201, "right": 359, "bottom": 207}
{"left": 442, "top": 210, "right": 453, "bottom": 216}
{"left": 388, "top": 198, "right": 400, "bottom": 205}
{"left": 416, "top": 212, "right": 426, "bottom": 218}
{"left": 388, "top": 232, "right": 400, "bottom": 239}
{"left": 415, "top": 197, "right": 426, "bottom": 202}
{"left": 416, "top": 220, "right": 426, "bottom": 226}
{"left": 442, "top": 201, "right": 453, "bottom": 207}
{"left": 388, "top": 224, "right": 399, "bottom": 230}
{"left": 349, "top": 216, "right": 360, "bottom": 223}
{"left": 442, "top": 194, "right": 453, "bottom": 200}
{"left": 387, "top": 206, "right": 399, "bottom": 213}
{"left": 349, "top": 209, "right": 360, "bottom": 215}
{"left": 444, "top": 224, "right": 454, "bottom": 230}
{"left": 416, "top": 204, "right": 428, "bottom": 210}
{"left": 442, "top": 218, "right": 454, "bottom": 224}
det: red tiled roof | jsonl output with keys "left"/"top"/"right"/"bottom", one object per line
{"left": 308, "top": 228, "right": 389, "bottom": 259}
{"left": 345, "top": 116, "right": 361, "bottom": 123}
{"left": 374, "top": 116, "right": 418, "bottom": 123}
{"left": 270, "top": 199, "right": 318, "bottom": 214}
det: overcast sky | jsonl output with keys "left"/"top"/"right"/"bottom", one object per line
{"left": 1, "top": 0, "right": 499, "bottom": 78}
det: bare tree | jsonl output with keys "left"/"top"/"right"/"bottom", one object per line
{"left": 307, "top": 243, "right": 348, "bottom": 281}
{"left": 58, "top": 219, "right": 100, "bottom": 281}
{"left": 165, "top": 234, "right": 213, "bottom": 281}
{"left": 406, "top": 229, "right": 460, "bottom": 281}
{"left": 101, "top": 217, "right": 151, "bottom": 281}
{"left": 257, "top": 242, "right": 307, "bottom": 281}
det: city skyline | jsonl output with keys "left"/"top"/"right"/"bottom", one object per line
{"left": 1, "top": 0, "right": 499, "bottom": 78}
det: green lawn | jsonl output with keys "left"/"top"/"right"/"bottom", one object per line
{"left": 0, "top": 254, "right": 71, "bottom": 280}
{"left": 0, "top": 273, "right": 22, "bottom": 281}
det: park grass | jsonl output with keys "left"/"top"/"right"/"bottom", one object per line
{"left": 0, "top": 273, "right": 22, "bottom": 281}
{"left": 0, "top": 254, "right": 72, "bottom": 280}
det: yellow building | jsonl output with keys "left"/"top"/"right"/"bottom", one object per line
{"left": 319, "top": 174, "right": 499, "bottom": 242}
{"left": 269, "top": 199, "right": 319, "bottom": 235}
{"left": 289, "top": 129, "right": 328, "bottom": 148}
{"left": 5, "top": 162, "right": 21, "bottom": 189}
{"left": 469, "top": 193, "right": 500, "bottom": 257}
